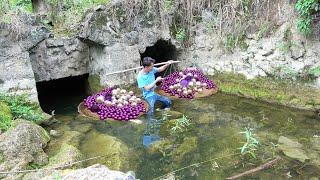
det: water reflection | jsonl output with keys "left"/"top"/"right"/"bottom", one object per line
{"left": 143, "top": 114, "right": 161, "bottom": 147}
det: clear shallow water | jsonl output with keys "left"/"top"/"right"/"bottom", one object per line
{"left": 44, "top": 93, "right": 320, "bottom": 179}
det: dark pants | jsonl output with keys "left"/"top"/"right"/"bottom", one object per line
{"left": 145, "top": 94, "right": 172, "bottom": 116}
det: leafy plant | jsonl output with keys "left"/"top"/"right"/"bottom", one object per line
{"left": 295, "top": 0, "right": 320, "bottom": 36}
{"left": 0, "top": 93, "right": 44, "bottom": 123}
{"left": 175, "top": 28, "right": 187, "bottom": 42}
{"left": 170, "top": 115, "right": 191, "bottom": 134}
{"left": 164, "top": 0, "right": 173, "bottom": 11}
{"left": 0, "top": 102, "right": 13, "bottom": 131}
{"left": 308, "top": 66, "right": 320, "bottom": 77}
{"left": 239, "top": 128, "right": 259, "bottom": 158}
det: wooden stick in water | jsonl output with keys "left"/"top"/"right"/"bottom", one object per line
{"left": 104, "top": 60, "right": 180, "bottom": 76}
{"left": 226, "top": 156, "right": 282, "bottom": 180}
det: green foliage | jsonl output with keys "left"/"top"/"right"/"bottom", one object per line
{"left": 170, "top": 115, "right": 191, "bottom": 134}
{"left": 0, "top": 93, "right": 44, "bottom": 123}
{"left": 164, "top": 0, "right": 174, "bottom": 11}
{"left": 0, "top": 101, "right": 13, "bottom": 131}
{"left": 238, "top": 128, "right": 259, "bottom": 158}
{"left": 272, "top": 65, "right": 298, "bottom": 80}
{"left": 295, "top": 0, "right": 320, "bottom": 36}
{"left": 224, "top": 33, "right": 248, "bottom": 51}
{"left": 242, "top": 0, "right": 251, "bottom": 15}
{"left": 297, "top": 17, "right": 313, "bottom": 35}
{"left": 308, "top": 66, "right": 320, "bottom": 77}
{"left": 28, "top": 162, "right": 43, "bottom": 169}
{"left": 175, "top": 28, "right": 187, "bottom": 42}
{"left": 8, "top": 0, "right": 32, "bottom": 12}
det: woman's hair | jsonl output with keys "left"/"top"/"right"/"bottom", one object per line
{"left": 142, "top": 57, "right": 155, "bottom": 67}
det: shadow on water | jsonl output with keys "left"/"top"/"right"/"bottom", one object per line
{"left": 44, "top": 92, "right": 320, "bottom": 179}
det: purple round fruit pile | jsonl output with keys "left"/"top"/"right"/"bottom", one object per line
{"left": 83, "top": 87, "right": 146, "bottom": 121}
{"left": 161, "top": 68, "right": 217, "bottom": 99}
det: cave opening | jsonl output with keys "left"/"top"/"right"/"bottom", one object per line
{"left": 140, "top": 39, "right": 177, "bottom": 77}
{"left": 36, "top": 74, "right": 89, "bottom": 114}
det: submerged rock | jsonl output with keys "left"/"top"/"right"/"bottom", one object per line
{"left": 172, "top": 137, "right": 198, "bottom": 162}
{"left": 46, "top": 143, "right": 83, "bottom": 169}
{"left": 278, "top": 136, "right": 309, "bottom": 162}
{"left": 49, "top": 129, "right": 62, "bottom": 137}
{"left": 198, "top": 113, "right": 215, "bottom": 124}
{"left": 80, "top": 130, "right": 130, "bottom": 171}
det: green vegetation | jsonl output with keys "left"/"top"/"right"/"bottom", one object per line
{"left": 239, "top": 128, "right": 259, "bottom": 158}
{"left": 48, "top": 0, "right": 110, "bottom": 36}
{"left": 0, "top": 93, "right": 44, "bottom": 124}
{"left": 308, "top": 66, "right": 320, "bottom": 77}
{"left": 170, "top": 115, "right": 191, "bottom": 134}
{"left": 0, "top": 0, "right": 110, "bottom": 36}
{"left": 212, "top": 72, "right": 320, "bottom": 110}
{"left": 0, "top": 102, "right": 13, "bottom": 131}
{"left": 295, "top": 0, "right": 320, "bottom": 36}
{"left": 175, "top": 28, "right": 187, "bottom": 42}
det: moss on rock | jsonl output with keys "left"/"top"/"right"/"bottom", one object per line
{"left": 88, "top": 74, "right": 104, "bottom": 93}
{"left": 47, "top": 143, "right": 83, "bottom": 169}
{"left": 212, "top": 72, "right": 320, "bottom": 110}
{"left": 172, "top": 137, "right": 198, "bottom": 162}
{"left": 80, "top": 130, "right": 130, "bottom": 171}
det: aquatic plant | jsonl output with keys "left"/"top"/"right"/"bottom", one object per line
{"left": 239, "top": 128, "right": 259, "bottom": 158}
{"left": 170, "top": 115, "right": 191, "bottom": 134}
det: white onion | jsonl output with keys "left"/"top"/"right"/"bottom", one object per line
{"left": 96, "top": 95, "right": 105, "bottom": 103}
{"left": 183, "top": 90, "right": 188, "bottom": 95}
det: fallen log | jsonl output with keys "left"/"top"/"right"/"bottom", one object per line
{"left": 226, "top": 156, "right": 282, "bottom": 180}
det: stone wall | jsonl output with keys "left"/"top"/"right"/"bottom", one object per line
{"left": 29, "top": 37, "right": 89, "bottom": 82}
{"left": 178, "top": 1, "right": 320, "bottom": 87}
{"left": 0, "top": 23, "right": 49, "bottom": 102}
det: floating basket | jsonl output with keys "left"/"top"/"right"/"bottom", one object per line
{"left": 156, "top": 87, "right": 218, "bottom": 100}
{"left": 78, "top": 100, "right": 149, "bottom": 121}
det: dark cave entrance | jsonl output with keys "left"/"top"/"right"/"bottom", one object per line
{"left": 140, "top": 40, "right": 177, "bottom": 77}
{"left": 36, "top": 74, "right": 89, "bottom": 114}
